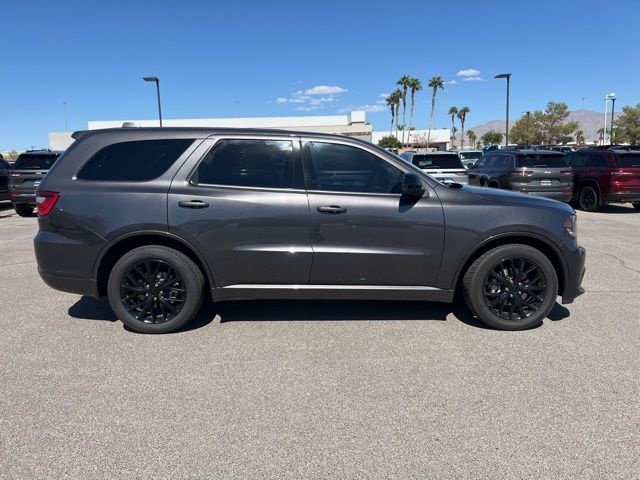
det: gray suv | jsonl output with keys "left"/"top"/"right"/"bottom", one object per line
{"left": 467, "top": 150, "right": 573, "bottom": 203}
{"left": 34, "top": 128, "right": 585, "bottom": 333}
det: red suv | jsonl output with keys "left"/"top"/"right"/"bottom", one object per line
{"left": 566, "top": 149, "right": 640, "bottom": 211}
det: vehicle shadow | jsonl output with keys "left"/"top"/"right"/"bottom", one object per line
{"left": 0, "top": 201, "right": 14, "bottom": 218}
{"left": 595, "top": 204, "right": 638, "bottom": 214}
{"left": 67, "top": 295, "right": 570, "bottom": 332}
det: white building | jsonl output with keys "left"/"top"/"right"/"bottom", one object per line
{"left": 371, "top": 128, "right": 451, "bottom": 151}
{"left": 49, "top": 111, "right": 372, "bottom": 150}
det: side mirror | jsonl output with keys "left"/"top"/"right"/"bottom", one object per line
{"left": 402, "top": 173, "right": 425, "bottom": 197}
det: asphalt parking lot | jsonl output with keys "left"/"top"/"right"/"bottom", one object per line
{"left": 1, "top": 201, "right": 639, "bottom": 479}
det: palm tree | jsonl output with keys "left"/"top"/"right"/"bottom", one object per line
{"left": 397, "top": 75, "right": 411, "bottom": 145}
{"left": 448, "top": 106, "right": 458, "bottom": 149}
{"left": 407, "top": 77, "right": 422, "bottom": 146}
{"left": 467, "top": 130, "right": 477, "bottom": 149}
{"left": 426, "top": 76, "right": 444, "bottom": 148}
{"left": 391, "top": 89, "right": 403, "bottom": 140}
{"left": 457, "top": 106, "right": 470, "bottom": 149}
{"left": 386, "top": 94, "right": 396, "bottom": 135}
{"left": 575, "top": 129, "right": 585, "bottom": 145}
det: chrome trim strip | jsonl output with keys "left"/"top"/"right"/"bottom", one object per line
{"left": 223, "top": 284, "right": 441, "bottom": 291}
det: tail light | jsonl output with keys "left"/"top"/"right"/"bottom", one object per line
{"left": 560, "top": 170, "right": 573, "bottom": 175}
{"left": 36, "top": 191, "right": 60, "bottom": 217}
{"left": 510, "top": 170, "right": 534, "bottom": 176}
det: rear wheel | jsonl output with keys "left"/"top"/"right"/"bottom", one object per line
{"left": 463, "top": 244, "right": 558, "bottom": 330}
{"left": 488, "top": 180, "right": 500, "bottom": 188}
{"left": 578, "top": 185, "right": 600, "bottom": 212}
{"left": 107, "top": 245, "right": 205, "bottom": 334}
{"left": 14, "top": 204, "right": 34, "bottom": 217}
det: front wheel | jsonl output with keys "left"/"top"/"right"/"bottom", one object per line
{"left": 14, "top": 204, "right": 34, "bottom": 217}
{"left": 463, "top": 244, "right": 558, "bottom": 330}
{"left": 107, "top": 245, "right": 205, "bottom": 334}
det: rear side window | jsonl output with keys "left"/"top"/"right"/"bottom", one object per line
{"left": 587, "top": 153, "right": 609, "bottom": 168}
{"left": 516, "top": 154, "right": 568, "bottom": 168}
{"left": 615, "top": 154, "right": 640, "bottom": 168}
{"left": 571, "top": 152, "right": 588, "bottom": 167}
{"left": 411, "top": 154, "right": 463, "bottom": 169}
{"left": 195, "top": 139, "right": 294, "bottom": 189}
{"left": 14, "top": 154, "right": 60, "bottom": 170}
{"left": 77, "top": 139, "right": 193, "bottom": 181}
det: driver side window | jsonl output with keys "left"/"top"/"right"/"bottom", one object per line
{"left": 304, "top": 142, "right": 404, "bottom": 194}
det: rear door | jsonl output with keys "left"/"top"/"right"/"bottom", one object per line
{"left": 302, "top": 139, "right": 444, "bottom": 286}
{"left": 168, "top": 135, "right": 312, "bottom": 287}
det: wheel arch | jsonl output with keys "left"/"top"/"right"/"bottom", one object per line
{"left": 454, "top": 233, "right": 567, "bottom": 296}
{"left": 94, "top": 231, "right": 214, "bottom": 298}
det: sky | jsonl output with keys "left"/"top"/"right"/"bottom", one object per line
{"left": 1, "top": 0, "right": 639, "bottom": 150}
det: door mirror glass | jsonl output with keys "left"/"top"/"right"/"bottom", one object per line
{"left": 402, "top": 173, "right": 425, "bottom": 197}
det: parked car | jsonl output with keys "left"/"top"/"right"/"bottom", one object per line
{"left": 467, "top": 150, "right": 573, "bottom": 203}
{"left": 399, "top": 151, "right": 468, "bottom": 184}
{"left": 0, "top": 156, "right": 12, "bottom": 201}
{"left": 564, "top": 148, "right": 640, "bottom": 211}
{"left": 35, "top": 128, "right": 585, "bottom": 333}
{"left": 456, "top": 150, "right": 483, "bottom": 168}
{"left": 9, "top": 150, "right": 63, "bottom": 216}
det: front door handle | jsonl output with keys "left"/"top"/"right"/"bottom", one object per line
{"left": 317, "top": 205, "right": 346, "bottom": 214}
{"left": 178, "top": 200, "right": 209, "bottom": 209}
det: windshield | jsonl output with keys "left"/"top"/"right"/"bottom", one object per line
{"left": 411, "top": 154, "right": 463, "bottom": 169}
{"left": 516, "top": 154, "right": 568, "bottom": 168}
{"left": 458, "top": 151, "right": 483, "bottom": 160}
{"left": 616, "top": 154, "right": 640, "bottom": 168}
{"left": 14, "top": 153, "right": 61, "bottom": 170}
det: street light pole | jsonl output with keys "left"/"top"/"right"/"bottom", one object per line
{"left": 495, "top": 73, "right": 511, "bottom": 147}
{"left": 603, "top": 97, "right": 608, "bottom": 145}
{"left": 63, "top": 101, "right": 68, "bottom": 131}
{"left": 143, "top": 76, "right": 163, "bottom": 127}
{"left": 610, "top": 95, "right": 616, "bottom": 144}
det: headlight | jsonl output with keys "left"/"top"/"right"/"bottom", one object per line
{"left": 564, "top": 215, "right": 577, "bottom": 239}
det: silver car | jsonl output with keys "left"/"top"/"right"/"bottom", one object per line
{"left": 400, "top": 151, "right": 468, "bottom": 185}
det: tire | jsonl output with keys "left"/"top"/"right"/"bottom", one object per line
{"left": 463, "top": 244, "right": 558, "bottom": 330}
{"left": 107, "top": 245, "right": 205, "bottom": 334}
{"left": 14, "top": 204, "right": 34, "bottom": 217}
{"left": 578, "top": 185, "right": 600, "bottom": 212}
{"left": 633, "top": 203, "right": 640, "bottom": 211}
{"left": 488, "top": 181, "right": 500, "bottom": 188}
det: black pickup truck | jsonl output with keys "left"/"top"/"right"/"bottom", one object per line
{"left": 9, "top": 150, "right": 63, "bottom": 216}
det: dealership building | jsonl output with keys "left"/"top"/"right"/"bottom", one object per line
{"left": 49, "top": 111, "right": 373, "bottom": 150}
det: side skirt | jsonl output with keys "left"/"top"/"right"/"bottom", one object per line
{"left": 211, "top": 284, "right": 455, "bottom": 303}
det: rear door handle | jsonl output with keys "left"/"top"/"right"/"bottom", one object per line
{"left": 178, "top": 200, "right": 209, "bottom": 209}
{"left": 317, "top": 205, "right": 346, "bottom": 214}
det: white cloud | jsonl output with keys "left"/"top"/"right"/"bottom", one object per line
{"left": 457, "top": 69, "right": 481, "bottom": 77}
{"left": 303, "top": 85, "right": 347, "bottom": 95}
{"left": 379, "top": 92, "right": 389, "bottom": 98}
{"left": 340, "top": 104, "right": 386, "bottom": 113}
{"left": 446, "top": 80, "right": 457, "bottom": 85}
{"left": 462, "top": 76, "right": 484, "bottom": 82}
{"left": 275, "top": 97, "right": 288, "bottom": 104}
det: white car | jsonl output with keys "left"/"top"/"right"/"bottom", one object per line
{"left": 400, "top": 151, "right": 469, "bottom": 185}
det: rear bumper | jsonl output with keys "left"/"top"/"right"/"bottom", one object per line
{"left": 526, "top": 191, "right": 573, "bottom": 203}
{"left": 603, "top": 192, "right": 640, "bottom": 203}
{"left": 10, "top": 192, "right": 36, "bottom": 205}
{"left": 561, "top": 244, "right": 586, "bottom": 304}
{"left": 38, "top": 269, "right": 99, "bottom": 297}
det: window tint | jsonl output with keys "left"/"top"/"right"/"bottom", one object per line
{"left": 0, "top": 159, "right": 9, "bottom": 169}
{"left": 491, "top": 155, "right": 511, "bottom": 169}
{"left": 78, "top": 139, "right": 192, "bottom": 181}
{"left": 571, "top": 152, "right": 588, "bottom": 167}
{"left": 196, "top": 139, "right": 294, "bottom": 189}
{"left": 14, "top": 153, "right": 61, "bottom": 170}
{"left": 587, "top": 153, "right": 609, "bottom": 168}
{"left": 306, "top": 142, "right": 403, "bottom": 194}
{"left": 475, "top": 157, "right": 487, "bottom": 168}
{"left": 615, "top": 154, "right": 640, "bottom": 168}
{"left": 411, "top": 154, "right": 463, "bottom": 169}
{"left": 459, "top": 151, "right": 483, "bottom": 160}
{"left": 516, "top": 154, "right": 568, "bottom": 168}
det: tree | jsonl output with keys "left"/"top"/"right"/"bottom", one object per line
{"left": 385, "top": 94, "right": 396, "bottom": 135}
{"left": 391, "top": 89, "right": 403, "bottom": 140}
{"left": 467, "top": 130, "right": 477, "bottom": 149}
{"left": 448, "top": 106, "right": 458, "bottom": 149}
{"left": 426, "top": 76, "right": 444, "bottom": 147}
{"left": 407, "top": 77, "right": 422, "bottom": 145}
{"left": 482, "top": 130, "right": 503, "bottom": 146}
{"left": 457, "top": 106, "right": 470, "bottom": 149}
{"left": 397, "top": 75, "right": 411, "bottom": 145}
{"left": 378, "top": 135, "right": 403, "bottom": 149}
{"left": 614, "top": 103, "right": 640, "bottom": 145}
{"left": 508, "top": 102, "right": 578, "bottom": 145}
{"left": 5, "top": 150, "right": 19, "bottom": 161}
{"left": 575, "top": 129, "right": 585, "bottom": 146}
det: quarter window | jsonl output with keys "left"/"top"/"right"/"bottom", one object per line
{"left": 195, "top": 139, "right": 294, "bottom": 189}
{"left": 77, "top": 139, "right": 193, "bottom": 181}
{"left": 305, "top": 142, "right": 404, "bottom": 194}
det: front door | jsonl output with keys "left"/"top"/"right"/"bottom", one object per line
{"left": 302, "top": 139, "right": 445, "bottom": 286}
{"left": 169, "top": 136, "right": 312, "bottom": 287}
